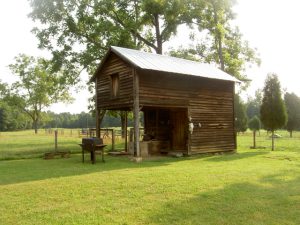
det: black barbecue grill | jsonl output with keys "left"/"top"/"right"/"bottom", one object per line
{"left": 79, "top": 137, "right": 106, "bottom": 164}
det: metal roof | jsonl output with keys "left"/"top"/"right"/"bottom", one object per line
{"left": 92, "top": 46, "right": 239, "bottom": 82}
{"left": 112, "top": 46, "right": 239, "bottom": 82}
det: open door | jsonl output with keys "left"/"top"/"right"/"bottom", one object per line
{"left": 170, "top": 109, "right": 188, "bottom": 151}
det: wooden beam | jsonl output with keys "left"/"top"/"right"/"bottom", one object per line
{"left": 232, "top": 83, "right": 237, "bottom": 151}
{"left": 133, "top": 68, "right": 140, "bottom": 157}
{"left": 95, "top": 77, "right": 101, "bottom": 138}
{"left": 124, "top": 111, "right": 128, "bottom": 152}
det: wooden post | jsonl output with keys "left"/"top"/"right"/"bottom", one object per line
{"left": 54, "top": 130, "right": 58, "bottom": 152}
{"left": 95, "top": 77, "right": 101, "bottom": 138}
{"left": 129, "top": 128, "right": 134, "bottom": 142}
{"left": 187, "top": 108, "right": 191, "bottom": 156}
{"left": 112, "top": 129, "right": 115, "bottom": 151}
{"left": 232, "top": 83, "right": 237, "bottom": 151}
{"left": 125, "top": 111, "right": 128, "bottom": 152}
{"left": 133, "top": 68, "right": 140, "bottom": 157}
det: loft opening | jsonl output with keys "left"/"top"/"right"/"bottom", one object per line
{"left": 110, "top": 73, "right": 120, "bottom": 98}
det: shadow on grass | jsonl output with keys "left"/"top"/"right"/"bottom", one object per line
{"left": 145, "top": 173, "right": 300, "bottom": 225}
{"left": 203, "top": 150, "right": 269, "bottom": 162}
{"left": 0, "top": 154, "right": 179, "bottom": 185}
{"left": 0, "top": 149, "right": 276, "bottom": 185}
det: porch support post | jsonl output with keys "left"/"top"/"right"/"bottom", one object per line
{"left": 133, "top": 68, "right": 140, "bottom": 157}
{"left": 187, "top": 107, "right": 191, "bottom": 156}
{"left": 124, "top": 111, "right": 128, "bottom": 152}
{"left": 95, "top": 77, "right": 101, "bottom": 138}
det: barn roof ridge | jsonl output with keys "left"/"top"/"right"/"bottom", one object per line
{"left": 91, "top": 46, "right": 240, "bottom": 83}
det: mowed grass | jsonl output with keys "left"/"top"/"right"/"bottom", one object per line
{"left": 0, "top": 129, "right": 121, "bottom": 160}
{"left": 0, "top": 130, "right": 300, "bottom": 224}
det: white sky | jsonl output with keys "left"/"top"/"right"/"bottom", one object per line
{"left": 0, "top": 0, "right": 300, "bottom": 113}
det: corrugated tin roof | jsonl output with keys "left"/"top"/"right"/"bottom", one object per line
{"left": 92, "top": 46, "right": 239, "bottom": 82}
{"left": 111, "top": 46, "right": 239, "bottom": 82}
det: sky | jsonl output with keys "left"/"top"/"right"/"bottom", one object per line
{"left": 0, "top": 0, "right": 300, "bottom": 113}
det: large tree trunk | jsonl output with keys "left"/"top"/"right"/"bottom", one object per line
{"left": 120, "top": 111, "right": 127, "bottom": 138}
{"left": 271, "top": 130, "right": 274, "bottom": 151}
{"left": 253, "top": 130, "right": 256, "bottom": 149}
{"left": 96, "top": 109, "right": 106, "bottom": 138}
{"left": 33, "top": 119, "right": 38, "bottom": 134}
{"left": 98, "top": 110, "right": 106, "bottom": 125}
{"left": 154, "top": 14, "right": 163, "bottom": 54}
{"left": 212, "top": 4, "right": 225, "bottom": 71}
{"left": 290, "top": 130, "right": 293, "bottom": 138}
{"left": 217, "top": 38, "right": 225, "bottom": 71}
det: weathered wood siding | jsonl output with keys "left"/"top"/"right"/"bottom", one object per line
{"left": 95, "top": 53, "right": 133, "bottom": 109}
{"left": 139, "top": 70, "right": 235, "bottom": 154}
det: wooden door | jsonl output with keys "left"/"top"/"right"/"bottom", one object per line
{"left": 171, "top": 110, "right": 187, "bottom": 150}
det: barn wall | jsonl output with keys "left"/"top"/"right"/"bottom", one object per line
{"left": 139, "top": 70, "right": 190, "bottom": 107}
{"left": 189, "top": 84, "right": 235, "bottom": 154}
{"left": 95, "top": 53, "right": 133, "bottom": 109}
{"left": 139, "top": 70, "right": 235, "bottom": 154}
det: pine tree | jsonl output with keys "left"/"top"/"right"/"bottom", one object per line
{"left": 284, "top": 92, "right": 300, "bottom": 138}
{"left": 260, "top": 73, "right": 287, "bottom": 150}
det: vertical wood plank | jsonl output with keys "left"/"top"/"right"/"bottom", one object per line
{"left": 133, "top": 68, "right": 140, "bottom": 157}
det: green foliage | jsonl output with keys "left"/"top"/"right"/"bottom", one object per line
{"left": 7, "top": 54, "right": 73, "bottom": 133}
{"left": 0, "top": 101, "right": 32, "bottom": 131}
{"left": 246, "top": 89, "right": 262, "bottom": 120}
{"left": 171, "top": 0, "right": 260, "bottom": 86}
{"left": 29, "top": 0, "right": 193, "bottom": 81}
{"left": 284, "top": 92, "right": 300, "bottom": 134}
{"left": 248, "top": 115, "right": 261, "bottom": 131}
{"left": 234, "top": 94, "right": 248, "bottom": 132}
{"left": 260, "top": 74, "right": 287, "bottom": 131}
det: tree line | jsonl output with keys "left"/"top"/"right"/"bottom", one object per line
{"left": 235, "top": 73, "right": 300, "bottom": 150}
{"left": 0, "top": 105, "right": 134, "bottom": 132}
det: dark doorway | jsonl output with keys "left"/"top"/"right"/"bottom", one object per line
{"left": 143, "top": 107, "right": 188, "bottom": 152}
{"left": 170, "top": 109, "right": 188, "bottom": 151}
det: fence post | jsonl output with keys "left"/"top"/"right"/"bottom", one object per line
{"left": 112, "top": 129, "right": 115, "bottom": 151}
{"left": 55, "top": 130, "right": 58, "bottom": 152}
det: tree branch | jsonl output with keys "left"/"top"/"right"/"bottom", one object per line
{"left": 110, "top": 10, "right": 158, "bottom": 51}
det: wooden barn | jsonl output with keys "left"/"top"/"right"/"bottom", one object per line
{"left": 91, "top": 46, "right": 239, "bottom": 157}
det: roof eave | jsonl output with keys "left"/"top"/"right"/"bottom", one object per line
{"left": 89, "top": 47, "right": 113, "bottom": 83}
{"left": 89, "top": 46, "right": 140, "bottom": 83}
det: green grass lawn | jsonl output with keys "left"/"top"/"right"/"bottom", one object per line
{"left": 0, "top": 129, "right": 123, "bottom": 160}
{"left": 0, "top": 130, "right": 300, "bottom": 224}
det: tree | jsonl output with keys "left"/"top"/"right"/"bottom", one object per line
{"left": 171, "top": 0, "right": 260, "bottom": 85}
{"left": 246, "top": 89, "right": 262, "bottom": 120}
{"left": 29, "top": 0, "right": 193, "bottom": 76}
{"left": 284, "top": 92, "right": 300, "bottom": 137}
{"left": 8, "top": 54, "right": 72, "bottom": 134}
{"left": 260, "top": 73, "right": 287, "bottom": 150}
{"left": 29, "top": 0, "right": 194, "bottom": 131}
{"left": 234, "top": 94, "right": 248, "bottom": 133}
{"left": 248, "top": 116, "right": 261, "bottom": 149}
